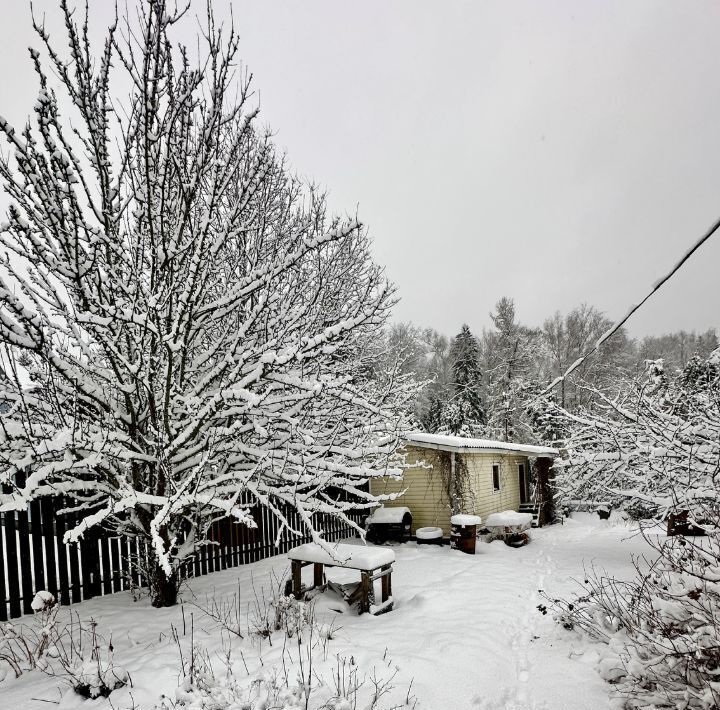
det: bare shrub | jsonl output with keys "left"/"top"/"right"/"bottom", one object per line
{"left": 158, "top": 631, "right": 415, "bottom": 710}
{"left": 0, "top": 592, "right": 129, "bottom": 699}
{"left": 192, "top": 582, "right": 245, "bottom": 638}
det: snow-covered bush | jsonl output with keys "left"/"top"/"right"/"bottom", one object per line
{"left": 544, "top": 346, "right": 720, "bottom": 707}
{"left": 272, "top": 595, "right": 311, "bottom": 639}
{"left": 0, "top": 0, "right": 416, "bottom": 607}
{"left": 53, "top": 618, "right": 129, "bottom": 699}
{"left": 543, "top": 531, "right": 720, "bottom": 709}
{"left": 0, "top": 595, "right": 128, "bottom": 698}
{"left": 552, "top": 350, "right": 720, "bottom": 521}
{"left": 250, "top": 583, "right": 312, "bottom": 641}
{"left": 30, "top": 590, "right": 56, "bottom": 614}
{"left": 160, "top": 637, "right": 414, "bottom": 710}
{"left": 0, "top": 591, "right": 59, "bottom": 679}
{"left": 65, "top": 657, "right": 128, "bottom": 700}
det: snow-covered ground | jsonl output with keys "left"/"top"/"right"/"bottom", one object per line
{"left": 0, "top": 513, "right": 663, "bottom": 710}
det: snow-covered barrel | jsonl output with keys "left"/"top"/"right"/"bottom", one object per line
{"left": 415, "top": 526, "right": 443, "bottom": 545}
{"left": 365, "top": 506, "right": 412, "bottom": 543}
{"left": 450, "top": 514, "right": 482, "bottom": 555}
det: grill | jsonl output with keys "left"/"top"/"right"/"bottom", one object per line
{"left": 365, "top": 506, "right": 412, "bottom": 543}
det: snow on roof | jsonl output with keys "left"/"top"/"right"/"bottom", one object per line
{"left": 403, "top": 431, "right": 559, "bottom": 457}
{"left": 288, "top": 542, "right": 395, "bottom": 570}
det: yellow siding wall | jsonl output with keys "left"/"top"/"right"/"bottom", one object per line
{"left": 465, "top": 453, "right": 528, "bottom": 521}
{"left": 370, "top": 447, "right": 451, "bottom": 534}
{"left": 369, "top": 446, "right": 530, "bottom": 535}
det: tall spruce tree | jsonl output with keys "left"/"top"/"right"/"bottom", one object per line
{"left": 485, "top": 297, "right": 537, "bottom": 441}
{"left": 443, "top": 324, "right": 485, "bottom": 434}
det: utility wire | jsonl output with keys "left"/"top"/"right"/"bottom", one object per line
{"left": 541, "top": 213, "right": 720, "bottom": 398}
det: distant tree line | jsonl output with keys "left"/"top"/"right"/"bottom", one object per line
{"left": 375, "top": 296, "right": 718, "bottom": 444}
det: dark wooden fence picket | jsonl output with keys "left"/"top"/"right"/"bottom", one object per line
{"left": 0, "top": 487, "right": 363, "bottom": 620}
{"left": 54, "top": 503, "right": 70, "bottom": 606}
{"left": 15, "top": 472, "right": 33, "bottom": 616}
{"left": 4, "top": 506, "right": 21, "bottom": 619}
{"left": 40, "top": 497, "right": 57, "bottom": 600}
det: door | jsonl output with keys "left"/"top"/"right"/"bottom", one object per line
{"left": 518, "top": 463, "right": 528, "bottom": 505}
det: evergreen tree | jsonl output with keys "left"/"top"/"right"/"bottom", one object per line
{"left": 484, "top": 298, "right": 537, "bottom": 441}
{"left": 422, "top": 394, "right": 445, "bottom": 433}
{"left": 443, "top": 324, "right": 485, "bottom": 434}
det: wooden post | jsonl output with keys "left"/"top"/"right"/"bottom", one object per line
{"left": 360, "top": 571, "right": 371, "bottom": 614}
{"left": 291, "top": 560, "right": 302, "bottom": 598}
{"left": 381, "top": 565, "right": 391, "bottom": 603}
{"left": 313, "top": 563, "right": 324, "bottom": 588}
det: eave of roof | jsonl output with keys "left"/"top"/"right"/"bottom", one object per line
{"left": 403, "top": 431, "right": 559, "bottom": 457}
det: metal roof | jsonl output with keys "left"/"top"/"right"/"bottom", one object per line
{"left": 403, "top": 431, "right": 559, "bottom": 457}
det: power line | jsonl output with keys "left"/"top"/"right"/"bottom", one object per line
{"left": 541, "top": 213, "right": 720, "bottom": 397}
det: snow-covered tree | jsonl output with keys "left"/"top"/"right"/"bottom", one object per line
{"left": 542, "top": 305, "right": 633, "bottom": 412}
{"left": 422, "top": 394, "right": 445, "bottom": 433}
{"left": 370, "top": 322, "right": 432, "bottom": 425}
{"left": 418, "top": 328, "right": 452, "bottom": 431}
{"left": 441, "top": 324, "right": 485, "bottom": 435}
{"left": 483, "top": 297, "right": 539, "bottom": 442}
{"left": 637, "top": 328, "right": 718, "bottom": 374}
{"left": 0, "top": 1, "right": 412, "bottom": 606}
{"left": 552, "top": 349, "right": 720, "bottom": 521}
{"left": 547, "top": 350, "right": 720, "bottom": 709}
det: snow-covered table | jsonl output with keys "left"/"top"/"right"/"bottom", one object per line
{"left": 287, "top": 543, "right": 396, "bottom": 615}
{"left": 485, "top": 511, "right": 534, "bottom": 546}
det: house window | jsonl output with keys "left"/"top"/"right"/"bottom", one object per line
{"left": 492, "top": 464, "right": 500, "bottom": 492}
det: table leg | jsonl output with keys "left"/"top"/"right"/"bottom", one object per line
{"left": 381, "top": 565, "right": 391, "bottom": 602}
{"left": 292, "top": 560, "right": 302, "bottom": 598}
{"left": 360, "top": 571, "right": 371, "bottom": 614}
{"left": 314, "top": 563, "right": 324, "bottom": 588}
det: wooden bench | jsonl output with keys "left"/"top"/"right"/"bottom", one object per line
{"left": 287, "top": 542, "right": 395, "bottom": 615}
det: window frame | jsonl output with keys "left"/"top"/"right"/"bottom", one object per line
{"left": 491, "top": 463, "right": 501, "bottom": 493}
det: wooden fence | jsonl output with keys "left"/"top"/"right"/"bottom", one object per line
{"left": 0, "top": 474, "right": 363, "bottom": 620}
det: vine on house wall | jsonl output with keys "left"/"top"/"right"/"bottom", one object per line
{"left": 437, "top": 451, "right": 475, "bottom": 516}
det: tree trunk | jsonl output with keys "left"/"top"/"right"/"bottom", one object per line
{"left": 149, "top": 561, "right": 179, "bottom": 608}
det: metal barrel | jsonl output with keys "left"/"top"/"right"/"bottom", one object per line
{"left": 449, "top": 523, "right": 477, "bottom": 554}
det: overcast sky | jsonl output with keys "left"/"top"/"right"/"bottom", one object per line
{"left": 1, "top": 0, "right": 719, "bottom": 338}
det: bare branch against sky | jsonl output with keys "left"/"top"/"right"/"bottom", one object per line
{"left": 1, "top": 0, "right": 719, "bottom": 337}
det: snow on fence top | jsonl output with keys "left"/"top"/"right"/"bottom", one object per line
{"left": 404, "top": 431, "right": 559, "bottom": 457}
{"left": 450, "top": 514, "right": 482, "bottom": 526}
{"left": 365, "top": 506, "right": 412, "bottom": 525}
{"left": 485, "top": 511, "right": 533, "bottom": 528}
{"left": 288, "top": 543, "right": 395, "bottom": 570}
